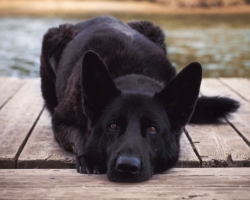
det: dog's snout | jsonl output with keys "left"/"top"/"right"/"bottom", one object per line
{"left": 116, "top": 156, "right": 141, "bottom": 175}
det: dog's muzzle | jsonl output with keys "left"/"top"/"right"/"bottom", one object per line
{"left": 115, "top": 155, "right": 141, "bottom": 176}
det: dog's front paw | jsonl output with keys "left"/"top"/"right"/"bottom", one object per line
{"left": 76, "top": 155, "right": 99, "bottom": 174}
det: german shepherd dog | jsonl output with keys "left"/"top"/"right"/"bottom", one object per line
{"left": 40, "top": 16, "right": 239, "bottom": 182}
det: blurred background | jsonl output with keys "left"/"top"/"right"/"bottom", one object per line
{"left": 0, "top": 0, "right": 249, "bottom": 78}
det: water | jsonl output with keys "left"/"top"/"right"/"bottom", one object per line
{"left": 0, "top": 17, "right": 70, "bottom": 77}
{"left": 167, "top": 27, "right": 250, "bottom": 77}
{"left": 0, "top": 15, "right": 249, "bottom": 78}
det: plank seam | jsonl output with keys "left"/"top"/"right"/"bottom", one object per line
{"left": 218, "top": 79, "right": 249, "bottom": 103}
{"left": 213, "top": 79, "right": 250, "bottom": 147}
{"left": 0, "top": 81, "right": 25, "bottom": 111}
{"left": 200, "top": 82, "right": 250, "bottom": 161}
{"left": 183, "top": 128, "right": 202, "bottom": 167}
{"left": 225, "top": 117, "right": 250, "bottom": 148}
{"left": 14, "top": 107, "right": 45, "bottom": 169}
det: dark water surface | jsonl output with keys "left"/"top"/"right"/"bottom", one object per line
{"left": 0, "top": 15, "right": 249, "bottom": 78}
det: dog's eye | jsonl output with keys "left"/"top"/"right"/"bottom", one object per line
{"left": 109, "top": 123, "right": 118, "bottom": 130}
{"left": 147, "top": 126, "right": 157, "bottom": 134}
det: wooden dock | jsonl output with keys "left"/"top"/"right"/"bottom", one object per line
{"left": 0, "top": 77, "right": 250, "bottom": 199}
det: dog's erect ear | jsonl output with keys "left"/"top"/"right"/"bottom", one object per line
{"left": 81, "top": 51, "right": 120, "bottom": 118}
{"left": 155, "top": 62, "right": 202, "bottom": 132}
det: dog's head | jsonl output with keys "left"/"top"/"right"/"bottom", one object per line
{"left": 81, "top": 51, "right": 202, "bottom": 182}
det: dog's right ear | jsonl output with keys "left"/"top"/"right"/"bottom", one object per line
{"left": 81, "top": 51, "right": 120, "bottom": 119}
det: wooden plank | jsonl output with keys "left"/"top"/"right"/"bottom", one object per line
{"left": 0, "top": 168, "right": 249, "bottom": 199}
{"left": 17, "top": 110, "right": 75, "bottom": 169}
{"left": 0, "top": 79, "right": 44, "bottom": 168}
{"left": 201, "top": 78, "right": 250, "bottom": 145}
{"left": 185, "top": 78, "right": 250, "bottom": 167}
{"left": 0, "top": 78, "right": 24, "bottom": 109}
{"left": 177, "top": 132, "right": 200, "bottom": 167}
{"left": 186, "top": 124, "right": 250, "bottom": 167}
{"left": 1, "top": 187, "right": 249, "bottom": 200}
{"left": 2, "top": 167, "right": 250, "bottom": 176}
{"left": 0, "top": 77, "right": 7, "bottom": 87}
{"left": 220, "top": 78, "right": 250, "bottom": 103}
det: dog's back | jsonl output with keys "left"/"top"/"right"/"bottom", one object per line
{"left": 55, "top": 16, "right": 174, "bottom": 101}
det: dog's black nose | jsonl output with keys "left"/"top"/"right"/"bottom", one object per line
{"left": 116, "top": 156, "right": 141, "bottom": 175}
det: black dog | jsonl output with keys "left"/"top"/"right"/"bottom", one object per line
{"left": 40, "top": 16, "right": 239, "bottom": 182}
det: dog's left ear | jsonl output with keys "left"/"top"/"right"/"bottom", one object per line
{"left": 155, "top": 62, "right": 202, "bottom": 132}
{"left": 81, "top": 51, "right": 120, "bottom": 119}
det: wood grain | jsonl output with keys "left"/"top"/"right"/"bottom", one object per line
{"left": 0, "top": 78, "right": 24, "bottom": 109}
{"left": 201, "top": 78, "right": 250, "bottom": 145}
{"left": 185, "top": 78, "right": 250, "bottom": 167}
{"left": 1, "top": 187, "right": 249, "bottom": 199}
{"left": 177, "top": 131, "right": 200, "bottom": 167}
{"left": 0, "top": 79, "right": 44, "bottom": 168}
{"left": 220, "top": 78, "right": 250, "bottom": 102}
{"left": 186, "top": 124, "right": 250, "bottom": 167}
{"left": 17, "top": 110, "right": 75, "bottom": 169}
{"left": 0, "top": 168, "right": 249, "bottom": 199}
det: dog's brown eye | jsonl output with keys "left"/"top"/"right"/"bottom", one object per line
{"left": 109, "top": 123, "right": 118, "bottom": 130}
{"left": 147, "top": 126, "right": 157, "bottom": 134}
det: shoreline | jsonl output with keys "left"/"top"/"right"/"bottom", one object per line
{"left": 1, "top": 0, "right": 250, "bottom": 17}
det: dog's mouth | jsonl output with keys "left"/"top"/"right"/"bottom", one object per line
{"left": 107, "top": 155, "right": 153, "bottom": 182}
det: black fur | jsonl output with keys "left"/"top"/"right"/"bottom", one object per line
{"left": 40, "top": 16, "right": 239, "bottom": 182}
{"left": 127, "top": 20, "right": 167, "bottom": 53}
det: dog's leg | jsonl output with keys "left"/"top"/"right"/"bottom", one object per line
{"left": 51, "top": 107, "right": 99, "bottom": 174}
{"left": 127, "top": 20, "right": 166, "bottom": 53}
